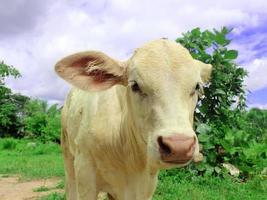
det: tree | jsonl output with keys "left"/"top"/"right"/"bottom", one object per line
{"left": 24, "top": 99, "right": 61, "bottom": 143}
{"left": 176, "top": 28, "right": 266, "bottom": 177}
{"left": 0, "top": 61, "right": 30, "bottom": 137}
{"left": 0, "top": 61, "right": 21, "bottom": 82}
{"left": 176, "top": 27, "right": 247, "bottom": 124}
{"left": 0, "top": 61, "right": 61, "bottom": 141}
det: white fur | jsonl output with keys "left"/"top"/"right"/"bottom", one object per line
{"left": 56, "top": 39, "right": 212, "bottom": 200}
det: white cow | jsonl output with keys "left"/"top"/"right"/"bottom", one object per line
{"left": 55, "top": 39, "right": 212, "bottom": 200}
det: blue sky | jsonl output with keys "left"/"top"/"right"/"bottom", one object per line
{"left": 0, "top": 0, "right": 266, "bottom": 108}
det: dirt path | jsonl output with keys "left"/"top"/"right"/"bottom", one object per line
{"left": 0, "top": 175, "right": 63, "bottom": 200}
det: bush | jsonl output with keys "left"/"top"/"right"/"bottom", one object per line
{"left": 0, "top": 61, "right": 30, "bottom": 138}
{"left": 177, "top": 27, "right": 266, "bottom": 178}
{"left": 24, "top": 99, "right": 61, "bottom": 143}
{"left": 1, "top": 138, "right": 17, "bottom": 150}
{"left": 195, "top": 115, "right": 267, "bottom": 178}
{"left": 176, "top": 27, "right": 247, "bottom": 124}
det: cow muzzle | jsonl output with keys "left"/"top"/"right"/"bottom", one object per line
{"left": 157, "top": 134, "right": 203, "bottom": 164}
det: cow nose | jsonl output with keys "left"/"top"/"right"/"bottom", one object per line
{"left": 157, "top": 134, "right": 196, "bottom": 164}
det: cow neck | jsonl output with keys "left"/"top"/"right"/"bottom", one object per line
{"left": 117, "top": 97, "right": 148, "bottom": 173}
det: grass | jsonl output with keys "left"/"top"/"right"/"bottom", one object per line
{"left": 33, "top": 186, "right": 50, "bottom": 192}
{"left": 33, "top": 180, "right": 65, "bottom": 193}
{"left": 154, "top": 169, "right": 267, "bottom": 200}
{"left": 0, "top": 138, "right": 266, "bottom": 200}
{"left": 55, "top": 180, "right": 65, "bottom": 189}
{"left": 0, "top": 138, "right": 64, "bottom": 179}
{"left": 39, "top": 192, "right": 66, "bottom": 200}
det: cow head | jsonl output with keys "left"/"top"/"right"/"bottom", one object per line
{"left": 55, "top": 39, "right": 212, "bottom": 168}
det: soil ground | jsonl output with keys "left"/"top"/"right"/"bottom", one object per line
{"left": 0, "top": 175, "right": 63, "bottom": 200}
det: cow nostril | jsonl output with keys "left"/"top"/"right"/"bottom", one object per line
{"left": 157, "top": 136, "right": 171, "bottom": 155}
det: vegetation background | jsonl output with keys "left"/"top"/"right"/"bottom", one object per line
{"left": 0, "top": 27, "right": 266, "bottom": 199}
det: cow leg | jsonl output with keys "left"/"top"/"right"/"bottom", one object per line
{"left": 61, "top": 130, "right": 77, "bottom": 200}
{"left": 75, "top": 152, "right": 98, "bottom": 200}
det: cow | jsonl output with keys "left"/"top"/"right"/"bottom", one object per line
{"left": 55, "top": 39, "right": 212, "bottom": 200}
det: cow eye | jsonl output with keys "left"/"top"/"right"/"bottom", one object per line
{"left": 191, "top": 83, "right": 204, "bottom": 97}
{"left": 196, "top": 83, "right": 204, "bottom": 98}
{"left": 195, "top": 83, "right": 200, "bottom": 91}
{"left": 131, "top": 82, "right": 141, "bottom": 93}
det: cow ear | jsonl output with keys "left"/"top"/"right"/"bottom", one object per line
{"left": 55, "top": 51, "right": 127, "bottom": 91}
{"left": 197, "top": 61, "right": 212, "bottom": 83}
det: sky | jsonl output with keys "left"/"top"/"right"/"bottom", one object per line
{"left": 0, "top": 0, "right": 266, "bottom": 108}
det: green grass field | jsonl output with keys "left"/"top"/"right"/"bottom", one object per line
{"left": 0, "top": 138, "right": 266, "bottom": 200}
{"left": 0, "top": 138, "right": 64, "bottom": 179}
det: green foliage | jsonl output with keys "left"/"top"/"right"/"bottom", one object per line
{"left": 195, "top": 111, "right": 267, "bottom": 178}
{"left": 176, "top": 27, "right": 247, "bottom": 123}
{"left": 0, "top": 61, "right": 60, "bottom": 142}
{"left": 0, "top": 61, "right": 30, "bottom": 137}
{"left": 0, "top": 93, "right": 30, "bottom": 137}
{"left": 0, "top": 61, "right": 20, "bottom": 82}
{"left": 244, "top": 108, "right": 267, "bottom": 139}
{"left": 176, "top": 27, "right": 266, "bottom": 178}
{"left": 24, "top": 99, "right": 61, "bottom": 143}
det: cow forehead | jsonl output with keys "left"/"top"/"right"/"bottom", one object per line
{"left": 128, "top": 39, "right": 201, "bottom": 88}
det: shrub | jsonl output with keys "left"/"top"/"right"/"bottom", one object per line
{"left": 176, "top": 27, "right": 247, "bottom": 124}
{"left": 177, "top": 27, "right": 266, "bottom": 178}
{"left": 24, "top": 99, "right": 61, "bottom": 143}
{"left": 0, "top": 61, "right": 30, "bottom": 138}
{"left": 0, "top": 138, "right": 17, "bottom": 150}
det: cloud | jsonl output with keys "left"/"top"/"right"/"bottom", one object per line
{"left": 0, "top": 0, "right": 53, "bottom": 37}
{"left": 247, "top": 103, "right": 267, "bottom": 109}
{"left": 243, "top": 57, "right": 267, "bottom": 92}
{"left": 0, "top": 0, "right": 266, "bottom": 105}
{"left": 229, "top": 16, "right": 267, "bottom": 64}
